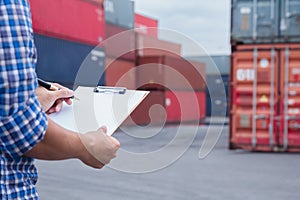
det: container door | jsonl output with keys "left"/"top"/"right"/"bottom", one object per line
{"left": 280, "top": 0, "right": 300, "bottom": 42}
{"left": 280, "top": 48, "right": 300, "bottom": 151}
{"left": 230, "top": 48, "right": 279, "bottom": 151}
{"left": 231, "top": 0, "right": 279, "bottom": 43}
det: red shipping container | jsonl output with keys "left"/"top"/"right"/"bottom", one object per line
{"left": 279, "top": 48, "right": 300, "bottom": 150}
{"left": 83, "top": 0, "right": 104, "bottom": 5}
{"left": 166, "top": 91, "right": 206, "bottom": 123}
{"left": 230, "top": 43, "right": 300, "bottom": 152}
{"left": 137, "top": 55, "right": 206, "bottom": 91}
{"left": 136, "top": 33, "right": 181, "bottom": 57}
{"left": 29, "top": 0, "right": 105, "bottom": 45}
{"left": 135, "top": 13, "right": 158, "bottom": 38}
{"left": 230, "top": 47, "right": 280, "bottom": 151}
{"left": 124, "top": 91, "right": 166, "bottom": 125}
{"left": 104, "top": 23, "right": 135, "bottom": 61}
{"left": 105, "top": 58, "right": 136, "bottom": 89}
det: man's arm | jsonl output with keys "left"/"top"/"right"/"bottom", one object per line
{"left": 26, "top": 85, "right": 120, "bottom": 167}
{"left": 25, "top": 117, "right": 120, "bottom": 168}
{"left": 0, "top": 0, "right": 119, "bottom": 167}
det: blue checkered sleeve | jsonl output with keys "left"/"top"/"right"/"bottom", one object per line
{"left": 0, "top": 0, "right": 48, "bottom": 158}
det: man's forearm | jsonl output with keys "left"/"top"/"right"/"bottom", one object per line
{"left": 24, "top": 116, "right": 84, "bottom": 160}
{"left": 24, "top": 115, "right": 119, "bottom": 169}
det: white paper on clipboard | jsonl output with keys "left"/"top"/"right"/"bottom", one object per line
{"left": 49, "top": 86, "right": 149, "bottom": 136}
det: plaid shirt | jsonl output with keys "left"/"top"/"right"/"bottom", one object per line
{"left": 0, "top": 0, "right": 48, "bottom": 199}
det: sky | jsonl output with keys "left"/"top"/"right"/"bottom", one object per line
{"left": 135, "top": 0, "right": 231, "bottom": 56}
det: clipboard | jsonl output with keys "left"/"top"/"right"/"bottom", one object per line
{"left": 49, "top": 86, "right": 149, "bottom": 136}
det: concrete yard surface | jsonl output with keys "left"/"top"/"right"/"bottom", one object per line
{"left": 36, "top": 125, "right": 300, "bottom": 200}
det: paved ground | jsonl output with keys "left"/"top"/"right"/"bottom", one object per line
{"left": 36, "top": 124, "right": 300, "bottom": 200}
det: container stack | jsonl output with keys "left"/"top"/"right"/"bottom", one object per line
{"left": 132, "top": 56, "right": 206, "bottom": 125}
{"left": 135, "top": 13, "right": 158, "bottom": 38}
{"left": 187, "top": 56, "right": 230, "bottom": 118}
{"left": 104, "top": 0, "right": 136, "bottom": 90}
{"left": 29, "top": 0, "right": 207, "bottom": 126}
{"left": 130, "top": 13, "right": 206, "bottom": 125}
{"left": 230, "top": 0, "right": 300, "bottom": 152}
{"left": 29, "top": 0, "right": 106, "bottom": 88}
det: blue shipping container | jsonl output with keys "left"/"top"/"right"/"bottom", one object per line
{"left": 206, "top": 74, "right": 229, "bottom": 117}
{"left": 206, "top": 74, "right": 229, "bottom": 97}
{"left": 34, "top": 34, "right": 105, "bottom": 89}
{"left": 206, "top": 95, "right": 228, "bottom": 117}
{"left": 280, "top": 0, "right": 300, "bottom": 41}
{"left": 231, "top": 0, "right": 280, "bottom": 44}
{"left": 104, "top": 0, "right": 134, "bottom": 29}
{"left": 186, "top": 55, "right": 230, "bottom": 75}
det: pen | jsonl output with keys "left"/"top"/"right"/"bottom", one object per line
{"left": 37, "top": 78, "right": 79, "bottom": 100}
{"left": 37, "top": 78, "right": 60, "bottom": 91}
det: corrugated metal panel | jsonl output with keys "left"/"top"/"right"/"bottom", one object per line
{"left": 137, "top": 56, "right": 206, "bottom": 91}
{"left": 279, "top": 48, "right": 300, "bottom": 150}
{"left": 104, "top": 0, "right": 134, "bottom": 29}
{"left": 35, "top": 34, "right": 105, "bottom": 89}
{"left": 124, "top": 91, "right": 166, "bottom": 125}
{"left": 136, "top": 56, "right": 165, "bottom": 90}
{"left": 280, "top": 0, "right": 300, "bottom": 41}
{"left": 206, "top": 96, "right": 228, "bottom": 117}
{"left": 135, "top": 13, "right": 158, "bottom": 38}
{"left": 83, "top": 0, "right": 104, "bottom": 4}
{"left": 186, "top": 55, "right": 230, "bottom": 75}
{"left": 104, "top": 23, "right": 135, "bottom": 61}
{"left": 136, "top": 33, "right": 181, "bottom": 57}
{"left": 206, "top": 75, "right": 229, "bottom": 97}
{"left": 230, "top": 46, "right": 280, "bottom": 151}
{"left": 29, "top": 0, "right": 105, "bottom": 45}
{"left": 230, "top": 43, "right": 300, "bottom": 152}
{"left": 105, "top": 58, "right": 136, "bottom": 89}
{"left": 206, "top": 74, "right": 229, "bottom": 117}
{"left": 166, "top": 91, "right": 206, "bottom": 122}
{"left": 231, "top": 0, "right": 280, "bottom": 44}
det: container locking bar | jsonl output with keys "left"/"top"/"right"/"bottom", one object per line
{"left": 252, "top": 48, "right": 258, "bottom": 148}
{"left": 283, "top": 47, "right": 290, "bottom": 150}
{"left": 269, "top": 48, "right": 276, "bottom": 147}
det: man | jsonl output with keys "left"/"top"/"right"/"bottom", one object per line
{"left": 0, "top": 0, "right": 120, "bottom": 199}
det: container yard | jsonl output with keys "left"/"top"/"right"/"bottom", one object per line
{"left": 230, "top": 0, "right": 300, "bottom": 152}
{"left": 3, "top": 0, "right": 299, "bottom": 199}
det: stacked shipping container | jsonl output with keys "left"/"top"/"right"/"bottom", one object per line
{"left": 135, "top": 13, "right": 158, "bottom": 38}
{"left": 187, "top": 56, "right": 230, "bottom": 117}
{"left": 135, "top": 55, "right": 206, "bottom": 124}
{"left": 230, "top": 0, "right": 300, "bottom": 151}
{"left": 103, "top": 0, "right": 136, "bottom": 91}
{"left": 29, "top": 0, "right": 106, "bottom": 88}
{"left": 231, "top": 0, "right": 300, "bottom": 45}
{"left": 29, "top": 0, "right": 207, "bottom": 126}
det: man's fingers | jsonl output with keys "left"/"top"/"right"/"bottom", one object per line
{"left": 109, "top": 136, "right": 121, "bottom": 148}
{"left": 99, "top": 126, "right": 107, "bottom": 133}
{"left": 54, "top": 100, "right": 63, "bottom": 112}
{"left": 64, "top": 98, "right": 73, "bottom": 105}
{"left": 55, "top": 88, "right": 74, "bottom": 99}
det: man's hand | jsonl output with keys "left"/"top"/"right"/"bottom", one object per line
{"left": 78, "top": 127, "right": 120, "bottom": 168}
{"left": 25, "top": 118, "right": 120, "bottom": 169}
{"left": 36, "top": 83, "right": 74, "bottom": 114}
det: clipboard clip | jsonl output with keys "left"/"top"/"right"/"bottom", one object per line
{"left": 94, "top": 86, "right": 127, "bottom": 94}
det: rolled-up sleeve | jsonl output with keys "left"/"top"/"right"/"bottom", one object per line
{"left": 0, "top": 0, "right": 47, "bottom": 158}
